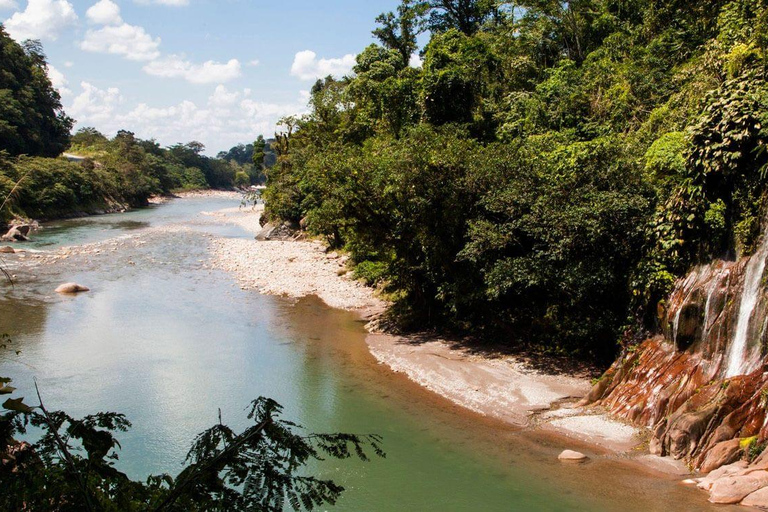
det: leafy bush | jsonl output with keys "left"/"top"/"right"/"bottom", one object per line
{"left": 353, "top": 260, "right": 389, "bottom": 286}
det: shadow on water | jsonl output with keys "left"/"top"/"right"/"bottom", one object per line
{"left": 0, "top": 196, "right": 737, "bottom": 512}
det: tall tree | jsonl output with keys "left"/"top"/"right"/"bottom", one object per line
{"left": 0, "top": 28, "right": 73, "bottom": 157}
{"left": 373, "top": 0, "right": 428, "bottom": 65}
{"left": 425, "top": 0, "right": 504, "bottom": 35}
{"left": 252, "top": 135, "right": 266, "bottom": 169}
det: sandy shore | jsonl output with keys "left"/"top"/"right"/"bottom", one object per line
{"left": 149, "top": 189, "right": 243, "bottom": 205}
{"left": 204, "top": 202, "right": 661, "bottom": 459}
{"left": 206, "top": 205, "right": 385, "bottom": 311}
{"left": 2, "top": 196, "right": 686, "bottom": 473}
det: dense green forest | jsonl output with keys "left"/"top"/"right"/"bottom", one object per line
{"left": 217, "top": 135, "right": 277, "bottom": 185}
{"left": 263, "top": 0, "right": 768, "bottom": 361}
{"left": 0, "top": 26, "right": 263, "bottom": 225}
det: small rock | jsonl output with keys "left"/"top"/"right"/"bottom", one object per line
{"left": 55, "top": 283, "right": 90, "bottom": 294}
{"left": 742, "top": 486, "right": 768, "bottom": 509}
{"left": 709, "top": 470, "right": 768, "bottom": 504}
{"left": 700, "top": 439, "right": 743, "bottom": 474}
{"left": 0, "top": 246, "right": 14, "bottom": 254}
{"left": 558, "top": 450, "right": 588, "bottom": 462}
{"left": 698, "top": 461, "right": 749, "bottom": 491}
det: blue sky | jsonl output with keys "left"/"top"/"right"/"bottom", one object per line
{"left": 0, "top": 0, "right": 405, "bottom": 153}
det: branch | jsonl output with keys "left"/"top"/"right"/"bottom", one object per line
{"left": 151, "top": 417, "right": 272, "bottom": 512}
{"left": 34, "top": 380, "right": 100, "bottom": 512}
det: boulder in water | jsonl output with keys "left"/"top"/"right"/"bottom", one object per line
{"left": 558, "top": 450, "right": 588, "bottom": 462}
{"left": 1, "top": 225, "right": 31, "bottom": 242}
{"left": 0, "top": 246, "right": 14, "bottom": 254}
{"left": 708, "top": 470, "right": 768, "bottom": 504}
{"left": 55, "top": 283, "right": 90, "bottom": 294}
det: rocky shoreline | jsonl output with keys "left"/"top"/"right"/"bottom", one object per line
{"left": 203, "top": 203, "right": 699, "bottom": 467}
{"left": 206, "top": 201, "right": 768, "bottom": 507}
{"left": 6, "top": 196, "right": 751, "bottom": 508}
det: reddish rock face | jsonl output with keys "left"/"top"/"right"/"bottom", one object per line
{"left": 588, "top": 251, "right": 768, "bottom": 473}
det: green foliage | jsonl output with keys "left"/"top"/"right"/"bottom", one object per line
{"left": 373, "top": 0, "right": 426, "bottom": 64}
{"left": 0, "top": 127, "right": 242, "bottom": 223}
{"left": 261, "top": 0, "right": 768, "bottom": 360}
{"left": 644, "top": 132, "right": 688, "bottom": 184}
{"left": 218, "top": 139, "right": 271, "bottom": 185}
{"left": 353, "top": 260, "right": 390, "bottom": 286}
{"left": 0, "top": 376, "right": 383, "bottom": 511}
{"left": 421, "top": 29, "right": 500, "bottom": 134}
{"left": 234, "top": 170, "right": 250, "bottom": 188}
{"left": 424, "top": 0, "right": 505, "bottom": 35}
{"left": 462, "top": 136, "right": 651, "bottom": 357}
{"left": 0, "top": 29, "right": 73, "bottom": 157}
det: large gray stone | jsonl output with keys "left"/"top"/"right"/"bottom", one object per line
{"left": 255, "top": 221, "right": 299, "bottom": 241}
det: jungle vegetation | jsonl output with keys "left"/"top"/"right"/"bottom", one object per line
{"left": 0, "top": 25, "right": 264, "bottom": 225}
{"left": 262, "top": 0, "right": 768, "bottom": 362}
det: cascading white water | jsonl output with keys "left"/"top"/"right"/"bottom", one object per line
{"left": 702, "top": 268, "right": 723, "bottom": 338}
{"left": 725, "top": 232, "right": 768, "bottom": 377}
{"left": 672, "top": 303, "right": 683, "bottom": 345}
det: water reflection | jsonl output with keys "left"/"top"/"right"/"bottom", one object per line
{"left": 0, "top": 197, "right": 734, "bottom": 512}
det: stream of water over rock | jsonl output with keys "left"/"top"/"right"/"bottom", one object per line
{"left": 588, "top": 219, "right": 768, "bottom": 496}
{"left": 726, "top": 226, "right": 768, "bottom": 377}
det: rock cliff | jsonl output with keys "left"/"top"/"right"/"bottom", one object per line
{"left": 586, "top": 226, "right": 768, "bottom": 505}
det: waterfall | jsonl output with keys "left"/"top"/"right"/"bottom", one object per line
{"left": 725, "top": 232, "right": 768, "bottom": 377}
{"left": 702, "top": 269, "right": 723, "bottom": 338}
{"left": 672, "top": 304, "right": 682, "bottom": 345}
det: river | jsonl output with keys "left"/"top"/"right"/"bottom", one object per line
{"left": 0, "top": 196, "right": 730, "bottom": 511}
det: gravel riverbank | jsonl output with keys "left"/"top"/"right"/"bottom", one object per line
{"left": 204, "top": 202, "right": 657, "bottom": 459}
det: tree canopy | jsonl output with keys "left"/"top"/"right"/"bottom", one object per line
{"left": 261, "top": 0, "right": 768, "bottom": 361}
{"left": 0, "top": 27, "right": 73, "bottom": 157}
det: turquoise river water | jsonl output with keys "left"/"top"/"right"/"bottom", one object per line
{"left": 0, "top": 196, "right": 733, "bottom": 511}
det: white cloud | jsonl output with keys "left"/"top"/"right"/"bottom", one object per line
{"left": 409, "top": 53, "right": 423, "bottom": 68}
{"left": 47, "top": 64, "right": 71, "bottom": 96}
{"left": 68, "top": 81, "right": 124, "bottom": 125}
{"left": 81, "top": 23, "right": 161, "bottom": 61}
{"left": 4, "top": 0, "right": 77, "bottom": 41}
{"left": 86, "top": 0, "right": 122, "bottom": 25}
{"left": 64, "top": 61, "right": 73, "bottom": 67}
{"left": 290, "top": 50, "right": 355, "bottom": 81}
{"left": 209, "top": 84, "right": 240, "bottom": 108}
{"left": 66, "top": 82, "right": 309, "bottom": 153}
{"left": 247, "top": 59, "right": 260, "bottom": 67}
{"left": 143, "top": 55, "right": 241, "bottom": 84}
{"left": 0, "top": 0, "right": 18, "bottom": 9}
